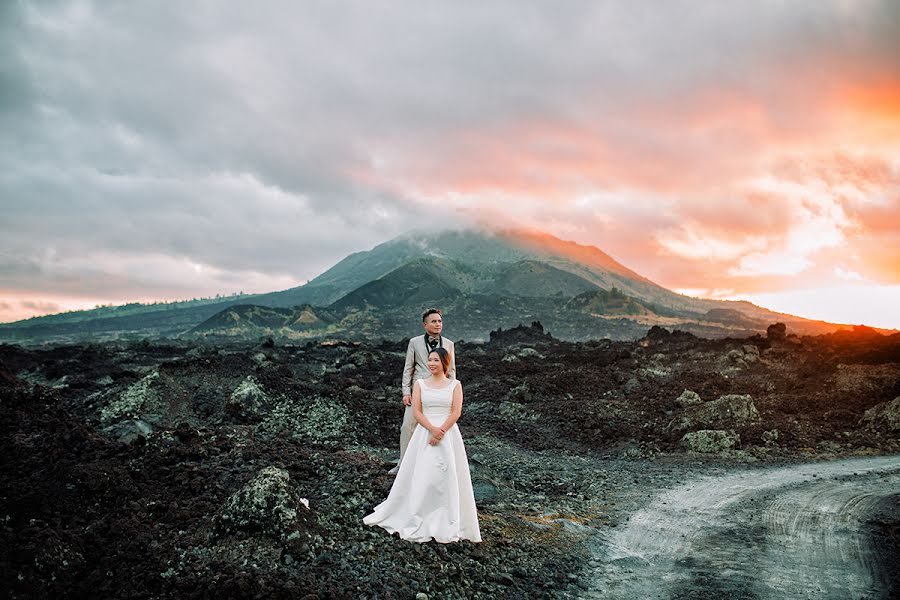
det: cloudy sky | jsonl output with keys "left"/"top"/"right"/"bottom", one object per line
{"left": 2, "top": 1, "right": 899, "bottom": 327}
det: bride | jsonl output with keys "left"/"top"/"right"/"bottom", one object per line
{"left": 364, "top": 347, "right": 481, "bottom": 543}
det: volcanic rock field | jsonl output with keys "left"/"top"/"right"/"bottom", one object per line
{"left": 2, "top": 323, "right": 899, "bottom": 599}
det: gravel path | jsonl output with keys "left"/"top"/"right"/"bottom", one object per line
{"left": 585, "top": 455, "right": 900, "bottom": 599}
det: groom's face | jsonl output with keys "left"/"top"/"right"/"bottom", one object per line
{"left": 423, "top": 313, "right": 443, "bottom": 336}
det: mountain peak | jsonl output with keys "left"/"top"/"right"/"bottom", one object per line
{"left": 253, "top": 226, "right": 703, "bottom": 312}
{"left": 0, "top": 225, "right": 844, "bottom": 344}
{"left": 492, "top": 228, "right": 649, "bottom": 280}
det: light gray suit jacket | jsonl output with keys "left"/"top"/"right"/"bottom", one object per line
{"left": 401, "top": 334, "right": 456, "bottom": 396}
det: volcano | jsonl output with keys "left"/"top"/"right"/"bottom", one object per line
{"left": 0, "top": 228, "right": 844, "bottom": 343}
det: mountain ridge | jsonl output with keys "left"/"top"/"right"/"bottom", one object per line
{"left": 0, "top": 227, "right": 859, "bottom": 343}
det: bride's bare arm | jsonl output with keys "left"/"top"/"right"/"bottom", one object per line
{"left": 438, "top": 382, "right": 463, "bottom": 433}
{"left": 411, "top": 380, "right": 440, "bottom": 435}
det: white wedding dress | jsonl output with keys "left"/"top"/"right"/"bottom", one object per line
{"left": 364, "top": 379, "right": 481, "bottom": 543}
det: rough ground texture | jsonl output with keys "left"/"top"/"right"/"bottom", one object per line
{"left": 1, "top": 323, "right": 899, "bottom": 599}
{"left": 587, "top": 455, "right": 900, "bottom": 599}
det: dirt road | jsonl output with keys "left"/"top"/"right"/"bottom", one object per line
{"left": 587, "top": 455, "right": 900, "bottom": 600}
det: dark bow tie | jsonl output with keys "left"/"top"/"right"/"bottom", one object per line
{"left": 427, "top": 335, "right": 441, "bottom": 346}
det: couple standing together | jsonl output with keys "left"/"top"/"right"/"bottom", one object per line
{"left": 363, "top": 308, "right": 482, "bottom": 544}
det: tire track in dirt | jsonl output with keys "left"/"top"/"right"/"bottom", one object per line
{"left": 585, "top": 455, "right": 900, "bottom": 599}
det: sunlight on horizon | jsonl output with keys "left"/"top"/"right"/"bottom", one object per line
{"left": 6, "top": 278, "right": 899, "bottom": 332}
{"left": 729, "top": 285, "right": 900, "bottom": 331}
{"left": 0, "top": 290, "right": 260, "bottom": 325}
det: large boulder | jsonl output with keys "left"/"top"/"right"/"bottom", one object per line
{"left": 859, "top": 397, "right": 900, "bottom": 433}
{"left": 227, "top": 376, "right": 272, "bottom": 422}
{"left": 762, "top": 429, "right": 781, "bottom": 446}
{"left": 516, "top": 347, "right": 545, "bottom": 359}
{"left": 720, "top": 345, "right": 761, "bottom": 371}
{"left": 767, "top": 323, "right": 787, "bottom": 341}
{"left": 669, "top": 394, "right": 760, "bottom": 432}
{"left": 99, "top": 371, "right": 165, "bottom": 424}
{"left": 213, "top": 467, "right": 314, "bottom": 546}
{"left": 741, "top": 345, "right": 760, "bottom": 361}
{"left": 645, "top": 326, "right": 671, "bottom": 342}
{"left": 679, "top": 430, "right": 741, "bottom": 453}
{"left": 674, "top": 390, "right": 702, "bottom": 408}
{"left": 102, "top": 418, "right": 153, "bottom": 445}
{"left": 488, "top": 321, "right": 554, "bottom": 346}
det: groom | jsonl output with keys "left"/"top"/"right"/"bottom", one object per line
{"left": 392, "top": 307, "right": 456, "bottom": 473}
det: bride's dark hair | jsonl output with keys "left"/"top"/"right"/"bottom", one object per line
{"left": 429, "top": 347, "right": 451, "bottom": 375}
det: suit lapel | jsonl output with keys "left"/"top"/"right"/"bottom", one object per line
{"left": 419, "top": 335, "right": 430, "bottom": 361}
{"left": 422, "top": 333, "right": 444, "bottom": 352}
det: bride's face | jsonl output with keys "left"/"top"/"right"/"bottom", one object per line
{"left": 427, "top": 353, "right": 442, "bottom": 374}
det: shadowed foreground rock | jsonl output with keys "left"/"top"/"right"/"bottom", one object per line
{"left": 860, "top": 397, "right": 900, "bottom": 433}
{"left": 213, "top": 466, "right": 314, "bottom": 543}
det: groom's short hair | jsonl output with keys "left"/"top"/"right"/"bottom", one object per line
{"left": 422, "top": 308, "right": 442, "bottom": 321}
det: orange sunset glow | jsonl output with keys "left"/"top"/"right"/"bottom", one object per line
{"left": 351, "top": 64, "right": 900, "bottom": 330}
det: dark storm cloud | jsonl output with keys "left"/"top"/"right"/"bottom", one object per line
{"left": 1, "top": 0, "right": 898, "bottom": 317}
{"left": 1, "top": 1, "right": 428, "bottom": 289}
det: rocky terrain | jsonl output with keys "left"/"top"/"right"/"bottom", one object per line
{"left": 2, "top": 322, "right": 899, "bottom": 599}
